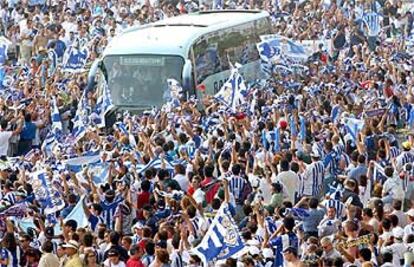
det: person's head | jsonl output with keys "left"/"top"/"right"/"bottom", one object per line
{"left": 381, "top": 251, "right": 393, "bottom": 263}
{"left": 381, "top": 217, "right": 392, "bottom": 231}
{"left": 41, "top": 240, "right": 54, "bottom": 253}
{"left": 121, "top": 236, "right": 132, "bottom": 250}
{"left": 109, "top": 231, "right": 120, "bottom": 245}
{"left": 283, "top": 216, "right": 295, "bottom": 232}
{"left": 155, "top": 248, "right": 170, "bottom": 264}
{"left": 309, "top": 197, "right": 319, "bottom": 209}
{"left": 63, "top": 240, "right": 79, "bottom": 256}
{"left": 320, "top": 236, "right": 333, "bottom": 252}
{"left": 18, "top": 234, "right": 31, "bottom": 249}
{"left": 191, "top": 175, "right": 202, "bottom": 190}
{"left": 0, "top": 119, "right": 8, "bottom": 130}
{"left": 107, "top": 249, "right": 120, "bottom": 264}
{"left": 359, "top": 247, "right": 372, "bottom": 262}
{"left": 84, "top": 250, "right": 98, "bottom": 266}
{"left": 327, "top": 206, "right": 336, "bottom": 219}
{"left": 280, "top": 160, "right": 289, "bottom": 172}
{"left": 64, "top": 220, "right": 77, "bottom": 233}
{"left": 393, "top": 199, "right": 402, "bottom": 211}
{"left": 283, "top": 247, "right": 298, "bottom": 262}
{"left": 129, "top": 244, "right": 143, "bottom": 259}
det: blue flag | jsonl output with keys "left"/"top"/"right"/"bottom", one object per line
{"left": 345, "top": 118, "right": 364, "bottom": 141}
{"left": 96, "top": 81, "right": 114, "bottom": 128}
{"left": 214, "top": 65, "right": 246, "bottom": 111}
{"left": 192, "top": 203, "right": 245, "bottom": 265}
{"left": 31, "top": 171, "right": 65, "bottom": 215}
{"left": 62, "top": 42, "right": 89, "bottom": 73}
{"left": 51, "top": 97, "right": 62, "bottom": 133}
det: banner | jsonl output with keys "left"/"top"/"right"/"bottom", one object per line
{"left": 62, "top": 42, "right": 89, "bottom": 73}
{"left": 31, "top": 171, "right": 65, "bottom": 215}
{"left": 64, "top": 155, "right": 101, "bottom": 173}
{"left": 365, "top": 108, "right": 387, "bottom": 118}
{"left": 214, "top": 65, "right": 246, "bottom": 111}
{"left": 192, "top": 203, "right": 245, "bottom": 266}
{"left": 344, "top": 117, "right": 365, "bottom": 141}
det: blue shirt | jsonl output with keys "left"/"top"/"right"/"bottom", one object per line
{"left": 302, "top": 208, "right": 326, "bottom": 233}
{"left": 20, "top": 121, "right": 36, "bottom": 140}
{"left": 348, "top": 164, "right": 368, "bottom": 184}
{"left": 269, "top": 232, "right": 299, "bottom": 267}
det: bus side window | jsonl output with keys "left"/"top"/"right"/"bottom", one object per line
{"left": 192, "top": 35, "right": 221, "bottom": 85}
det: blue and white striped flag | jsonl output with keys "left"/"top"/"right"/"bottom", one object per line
{"left": 273, "top": 126, "right": 280, "bottom": 152}
{"left": 136, "top": 157, "right": 175, "bottom": 175}
{"left": 407, "top": 104, "right": 414, "bottom": 129}
{"left": 345, "top": 118, "right": 364, "bottom": 141}
{"left": 256, "top": 39, "right": 281, "bottom": 77}
{"left": 51, "top": 97, "right": 62, "bottom": 133}
{"left": 214, "top": 65, "right": 246, "bottom": 111}
{"left": 373, "top": 162, "right": 387, "bottom": 183}
{"left": 331, "top": 104, "right": 341, "bottom": 123}
{"left": 114, "top": 121, "right": 137, "bottom": 148}
{"left": 96, "top": 82, "right": 114, "bottom": 128}
{"left": 31, "top": 171, "right": 65, "bottom": 215}
{"left": 363, "top": 12, "right": 381, "bottom": 36}
{"left": 299, "top": 116, "right": 306, "bottom": 142}
{"left": 192, "top": 203, "right": 245, "bottom": 266}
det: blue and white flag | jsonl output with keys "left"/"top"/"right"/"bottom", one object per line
{"left": 96, "top": 81, "right": 114, "bottom": 128}
{"left": 214, "top": 65, "right": 246, "bottom": 111}
{"left": 114, "top": 121, "right": 137, "bottom": 148}
{"left": 192, "top": 203, "right": 245, "bottom": 266}
{"left": 64, "top": 154, "right": 101, "bottom": 173}
{"left": 64, "top": 196, "right": 88, "bottom": 228}
{"left": 88, "top": 162, "right": 110, "bottom": 184}
{"left": 0, "top": 201, "right": 28, "bottom": 218}
{"left": 373, "top": 162, "right": 386, "bottom": 183}
{"left": 163, "top": 79, "right": 183, "bottom": 111}
{"left": 72, "top": 92, "right": 88, "bottom": 143}
{"left": 363, "top": 12, "right": 381, "bottom": 37}
{"left": 345, "top": 118, "right": 364, "bottom": 141}
{"left": 331, "top": 104, "right": 341, "bottom": 123}
{"left": 31, "top": 171, "right": 65, "bottom": 215}
{"left": 0, "top": 37, "right": 9, "bottom": 66}
{"left": 62, "top": 42, "right": 89, "bottom": 73}
{"left": 256, "top": 39, "right": 281, "bottom": 77}
{"left": 299, "top": 116, "right": 306, "bottom": 142}
{"left": 48, "top": 49, "right": 58, "bottom": 74}
{"left": 51, "top": 97, "right": 62, "bottom": 133}
{"left": 407, "top": 104, "right": 414, "bottom": 129}
{"left": 136, "top": 157, "right": 175, "bottom": 175}
{"left": 273, "top": 126, "right": 280, "bottom": 152}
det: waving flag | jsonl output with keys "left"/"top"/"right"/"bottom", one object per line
{"left": 363, "top": 12, "right": 381, "bottom": 36}
{"left": 62, "top": 42, "right": 89, "bottom": 73}
{"left": 96, "top": 81, "right": 114, "bottom": 128}
{"left": 345, "top": 118, "right": 364, "bottom": 141}
{"left": 0, "top": 37, "right": 9, "bottom": 66}
{"left": 136, "top": 157, "right": 175, "bottom": 175}
{"left": 0, "top": 201, "right": 28, "bottom": 218}
{"left": 192, "top": 203, "right": 245, "bottom": 266}
{"left": 299, "top": 116, "right": 306, "bottom": 142}
{"left": 373, "top": 162, "right": 387, "bottom": 183}
{"left": 256, "top": 40, "right": 281, "bottom": 77}
{"left": 72, "top": 92, "right": 88, "bottom": 143}
{"left": 273, "top": 126, "right": 280, "bottom": 152}
{"left": 214, "top": 65, "right": 246, "bottom": 111}
{"left": 114, "top": 121, "right": 137, "bottom": 148}
{"left": 31, "top": 171, "right": 65, "bottom": 215}
{"left": 51, "top": 97, "right": 62, "bottom": 133}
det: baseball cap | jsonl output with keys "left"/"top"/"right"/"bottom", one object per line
{"left": 62, "top": 240, "right": 79, "bottom": 251}
{"left": 263, "top": 248, "right": 274, "bottom": 259}
{"left": 406, "top": 209, "right": 414, "bottom": 217}
{"left": 107, "top": 249, "right": 119, "bottom": 257}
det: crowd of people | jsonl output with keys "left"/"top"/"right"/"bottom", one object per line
{"left": 0, "top": 0, "right": 413, "bottom": 267}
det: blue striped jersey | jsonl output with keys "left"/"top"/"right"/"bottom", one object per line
{"left": 389, "top": 146, "right": 401, "bottom": 159}
{"left": 269, "top": 232, "right": 299, "bottom": 267}
{"left": 2, "top": 192, "right": 16, "bottom": 205}
{"left": 302, "top": 161, "right": 325, "bottom": 197}
{"left": 1, "top": 247, "right": 21, "bottom": 267}
{"left": 323, "top": 199, "right": 345, "bottom": 219}
{"left": 100, "top": 197, "right": 123, "bottom": 230}
{"left": 323, "top": 151, "right": 339, "bottom": 176}
{"left": 396, "top": 152, "right": 414, "bottom": 171}
{"left": 228, "top": 176, "right": 248, "bottom": 204}
{"left": 333, "top": 143, "right": 345, "bottom": 156}
{"left": 363, "top": 12, "right": 381, "bottom": 36}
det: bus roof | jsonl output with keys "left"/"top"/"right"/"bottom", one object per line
{"left": 103, "top": 10, "right": 269, "bottom": 57}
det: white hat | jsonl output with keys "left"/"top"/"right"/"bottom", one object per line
{"left": 406, "top": 209, "right": 414, "bottom": 218}
{"left": 62, "top": 240, "right": 79, "bottom": 250}
{"left": 392, "top": 228, "right": 404, "bottom": 239}
{"left": 310, "top": 148, "right": 320, "bottom": 158}
{"left": 248, "top": 246, "right": 260, "bottom": 256}
{"left": 263, "top": 248, "right": 274, "bottom": 259}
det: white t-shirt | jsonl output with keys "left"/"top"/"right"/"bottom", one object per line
{"left": 173, "top": 174, "right": 189, "bottom": 192}
{"left": 276, "top": 170, "right": 300, "bottom": 204}
{"left": 193, "top": 188, "right": 205, "bottom": 205}
{"left": 0, "top": 131, "right": 13, "bottom": 156}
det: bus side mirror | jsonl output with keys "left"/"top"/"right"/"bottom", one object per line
{"left": 182, "top": 59, "right": 193, "bottom": 96}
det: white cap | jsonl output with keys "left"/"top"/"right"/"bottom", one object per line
{"left": 310, "top": 148, "right": 320, "bottom": 158}
{"left": 393, "top": 228, "right": 404, "bottom": 239}
{"left": 248, "top": 246, "right": 260, "bottom": 256}
{"left": 406, "top": 209, "right": 414, "bottom": 217}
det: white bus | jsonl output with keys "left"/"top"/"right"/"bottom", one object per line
{"left": 89, "top": 10, "right": 273, "bottom": 112}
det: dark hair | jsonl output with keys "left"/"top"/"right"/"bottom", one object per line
{"left": 0, "top": 119, "right": 8, "bottom": 130}
{"left": 359, "top": 248, "right": 371, "bottom": 261}
{"left": 109, "top": 231, "right": 120, "bottom": 245}
{"left": 362, "top": 208, "right": 373, "bottom": 218}
{"left": 145, "top": 240, "right": 155, "bottom": 255}
{"left": 280, "top": 160, "right": 289, "bottom": 172}
{"left": 381, "top": 218, "right": 391, "bottom": 230}
{"left": 141, "top": 180, "right": 151, "bottom": 192}
{"left": 83, "top": 233, "right": 94, "bottom": 247}
{"left": 283, "top": 217, "right": 295, "bottom": 231}
{"left": 309, "top": 198, "right": 318, "bottom": 209}
{"left": 382, "top": 252, "right": 393, "bottom": 263}
{"left": 42, "top": 240, "right": 54, "bottom": 253}
{"left": 290, "top": 161, "right": 299, "bottom": 173}
{"left": 388, "top": 214, "right": 399, "bottom": 227}
{"left": 204, "top": 164, "right": 215, "bottom": 177}
{"left": 357, "top": 154, "right": 365, "bottom": 164}
{"left": 231, "top": 163, "right": 242, "bottom": 175}
{"left": 393, "top": 200, "right": 402, "bottom": 211}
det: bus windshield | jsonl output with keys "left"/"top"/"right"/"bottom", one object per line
{"left": 102, "top": 55, "right": 184, "bottom": 108}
